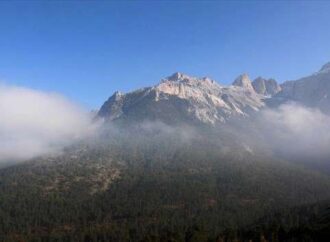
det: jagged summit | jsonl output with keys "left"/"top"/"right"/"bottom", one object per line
{"left": 252, "top": 77, "right": 281, "bottom": 96}
{"left": 319, "top": 62, "right": 330, "bottom": 73}
{"left": 232, "top": 74, "right": 254, "bottom": 92}
{"left": 166, "top": 72, "right": 192, "bottom": 82}
{"left": 98, "top": 62, "right": 330, "bottom": 125}
{"left": 276, "top": 61, "right": 330, "bottom": 113}
{"left": 162, "top": 72, "right": 216, "bottom": 86}
{"left": 99, "top": 59, "right": 330, "bottom": 124}
{"left": 98, "top": 91, "right": 125, "bottom": 120}
{"left": 98, "top": 72, "right": 264, "bottom": 124}
{"left": 113, "top": 91, "right": 124, "bottom": 98}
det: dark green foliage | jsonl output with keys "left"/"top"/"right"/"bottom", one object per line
{"left": 0, "top": 128, "right": 330, "bottom": 241}
{"left": 216, "top": 201, "right": 330, "bottom": 242}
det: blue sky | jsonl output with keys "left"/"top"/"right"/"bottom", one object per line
{"left": 0, "top": 1, "right": 330, "bottom": 108}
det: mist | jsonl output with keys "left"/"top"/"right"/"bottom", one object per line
{"left": 0, "top": 84, "right": 98, "bottom": 163}
{"left": 111, "top": 102, "right": 330, "bottom": 163}
{"left": 1, "top": 82, "right": 329, "bottom": 166}
{"left": 255, "top": 102, "right": 330, "bottom": 159}
{"left": 83, "top": 102, "right": 330, "bottom": 164}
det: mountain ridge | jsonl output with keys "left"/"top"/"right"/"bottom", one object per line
{"left": 98, "top": 72, "right": 265, "bottom": 124}
{"left": 98, "top": 62, "right": 330, "bottom": 124}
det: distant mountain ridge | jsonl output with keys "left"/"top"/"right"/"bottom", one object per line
{"left": 252, "top": 77, "right": 281, "bottom": 96}
{"left": 276, "top": 62, "right": 330, "bottom": 113}
{"left": 98, "top": 72, "right": 264, "bottom": 124}
{"left": 98, "top": 62, "right": 330, "bottom": 124}
{"left": 3, "top": 63, "right": 330, "bottom": 242}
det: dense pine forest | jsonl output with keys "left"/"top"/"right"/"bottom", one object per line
{"left": 1, "top": 127, "right": 330, "bottom": 242}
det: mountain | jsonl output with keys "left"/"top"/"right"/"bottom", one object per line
{"left": 276, "top": 62, "right": 330, "bottom": 112}
{"left": 232, "top": 73, "right": 255, "bottom": 92}
{"left": 2, "top": 63, "right": 330, "bottom": 241}
{"left": 99, "top": 62, "right": 330, "bottom": 125}
{"left": 98, "top": 72, "right": 264, "bottom": 124}
{"left": 252, "top": 77, "right": 281, "bottom": 96}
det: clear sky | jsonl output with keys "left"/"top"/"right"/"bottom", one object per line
{"left": 0, "top": 1, "right": 330, "bottom": 108}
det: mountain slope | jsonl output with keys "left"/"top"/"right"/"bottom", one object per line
{"left": 276, "top": 62, "right": 330, "bottom": 112}
{"left": 1, "top": 136, "right": 330, "bottom": 241}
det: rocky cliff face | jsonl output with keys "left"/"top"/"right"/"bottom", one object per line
{"left": 277, "top": 62, "right": 330, "bottom": 112}
{"left": 232, "top": 73, "right": 255, "bottom": 93}
{"left": 98, "top": 72, "right": 264, "bottom": 124}
{"left": 252, "top": 77, "right": 281, "bottom": 96}
{"left": 98, "top": 62, "right": 330, "bottom": 125}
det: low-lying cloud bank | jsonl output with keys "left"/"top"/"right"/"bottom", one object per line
{"left": 257, "top": 102, "right": 330, "bottom": 158}
{"left": 97, "top": 102, "right": 330, "bottom": 161}
{"left": 1, "top": 83, "right": 329, "bottom": 164}
{"left": 0, "top": 84, "right": 98, "bottom": 163}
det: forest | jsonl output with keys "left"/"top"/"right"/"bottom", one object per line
{"left": 1, "top": 128, "right": 330, "bottom": 242}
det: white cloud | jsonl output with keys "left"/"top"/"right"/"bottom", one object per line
{"left": 1, "top": 84, "right": 328, "bottom": 164}
{"left": 259, "top": 103, "right": 330, "bottom": 157}
{"left": 0, "top": 84, "right": 98, "bottom": 162}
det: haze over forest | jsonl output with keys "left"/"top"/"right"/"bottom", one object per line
{"left": 1, "top": 1, "right": 330, "bottom": 242}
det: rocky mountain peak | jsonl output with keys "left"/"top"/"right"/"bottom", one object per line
{"left": 163, "top": 72, "right": 216, "bottom": 86}
{"left": 98, "top": 91, "right": 125, "bottom": 119}
{"left": 275, "top": 61, "right": 330, "bottom": 113}
{"left": 158, "top": 73, "right": 219, "bottom": 94}
{"left": 155, "top": 73, "right": 220, "bottom": 102}
{"left": 252, "top": 77, "right": 281, "bottom": 96}
{"left": 98, "top": 72, "right": 264, "bottom": 125}
{"left": 232, "top": 74, "right": 254, "bottom": 91}
{"left": 319, "top": 62, "right": 330, "bottom": 73}
{"left": 98, "top": 62, "right": 330, "bottom": 124}
{"left": 166, "top": 72, "right": 192, "bottom": 82}
{"left": 113, "top": 91, "right": 124, "bottom": 99}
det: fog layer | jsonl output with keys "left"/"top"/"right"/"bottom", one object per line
{"left": 1, "top": 83, "right": 329, "bottom": 164}
{"left": 0, "top": 85, "right": 97, "bottom": 162}
{"left": 257, "top": 102, "right": 330, "bottom": 158}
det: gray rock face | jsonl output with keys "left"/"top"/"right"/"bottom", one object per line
{"left": 98, "top": 62, "right": 330, "bottom": 125}
{"left": 277, "top": 63, "right": 330, "bottom": 112}
{"left": 232, "top": 74, "right": 255, "bottom": 93}
{"left": 98, "top": 91, "right": 125, "bottom": 120}
{"left": 319, "top": 62, "right": 330, "bottom": 73}
{"left": 98, "top": 72, "right": 264, "bottom": 125}
{"left": 252, "top": 77, "right": 281, "bottom": 96}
